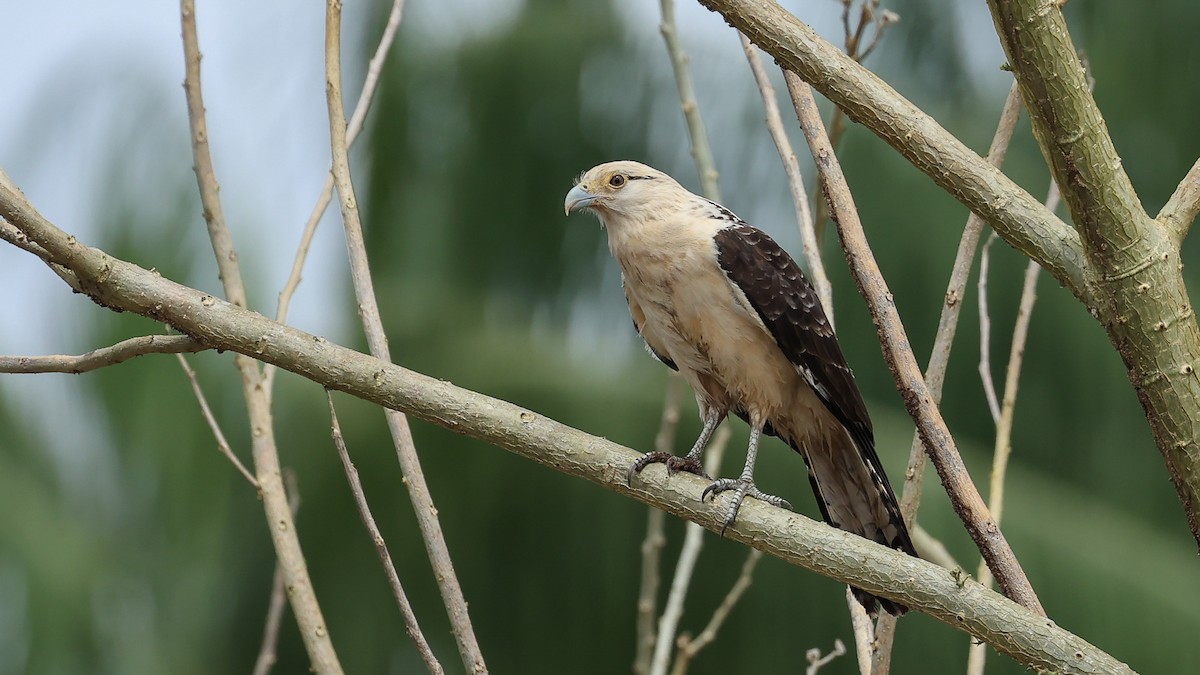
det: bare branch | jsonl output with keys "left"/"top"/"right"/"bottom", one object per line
{"left": 977, "top": 234, "right": 1002, "bottom": 425}
{"left": 738, "top": 36, "right": 831, "bottom": 315}
{"left": 252, "top": 470, "right": 301, "bottom": 675}
{"left": 846, "top": 586, "right": 873, "bottom": 675}
{"left": 325, "top": 391, "right": 444, "bottom": 674}
{"left": 782, "top": 73, "right": 1044, "bottom": 615}
{"left": 659, "top": 0, "right": 720, "bottom": 201}
{"left": 323, "top": 3, "right": 485, "bottom": 671}
{"left": 807, "top": 638, "right": 848, "bottom": 675}
{"left": 652, "top": 425, "right": 731, "bottom": 675}
{"left": 1158, "top": 157, "right": 1200, "bottom": 244}
{"left": 669, "top": 549, "right": 764, "bottom": 675}
{"left": 872, "top": 81, "right": 1025, "bottom": 674}
{"left": 696, "top": 0, "right": 1087, "bottom": 300}
{"left": 0, "top": 186, "right": 1137, "bottom": 673}
{"left": 0, "top": 335, "right": 205, "bottom": 374}
{"left": 634, "top": 376, "right": 684, "bottom": 675}
{"left": 967, "top": 181, "right": 1061, "bottom": 675}
{"left": 175, "top": 352, "right": 260, "bottom": 489}
{"left": 265, "top": 0, "right": 406, "bottom": 394}
{"left": 181, "top": 2, "right": 341, "bottom": 670}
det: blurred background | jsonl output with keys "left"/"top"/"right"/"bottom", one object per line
{"left": 2, "top": 0, "right": 1199, "bottom": 673}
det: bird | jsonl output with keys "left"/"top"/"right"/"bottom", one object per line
{"left": 564, "top": 160, "right": 917, "bottom": 616}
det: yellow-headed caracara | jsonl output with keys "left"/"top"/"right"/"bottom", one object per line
{"left": 565, "top": 160, "right": 916, "bottom": 616}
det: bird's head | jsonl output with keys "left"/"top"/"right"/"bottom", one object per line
{"left": 564, "top": 161, "right": 685, "bottom": 225}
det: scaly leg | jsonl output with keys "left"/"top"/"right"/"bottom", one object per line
{"left": 628, "top": 408, "right": 724, "bottom": 483}
{"left": 701, "top": 423, "right": 792, "bottom": 534}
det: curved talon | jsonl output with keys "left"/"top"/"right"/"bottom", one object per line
{"left": 702, "top": 478, "right": 792, "bottom": 535}
{"left": 627, "top": 452, "right": 709, "bottom": 485}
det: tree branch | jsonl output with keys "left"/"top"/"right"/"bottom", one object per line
{"left": 0, "top": 184, "right": 1134, "bottom": 674}
{"left": 180, "top": 2, "right": 342, "bottom": 671}
{"left": 738, "top": 34, "right": 832, "bottom": 316}
{"left": 695, "top": 0, "right": 1088, "bottom": 301}
{"left": 252, "top": 470, "right": 301, "bottom": 675}
{"left": 0, "top": 334, "right": 205, "bottom": 374}
{"left": 1158, "top": 157, "right": 1200, "bottom": 244}
{"left": 265, "top": 0, "right": 406, "bottom": 395}
{"left": 323, "top": 2, "right": 486, "bottom": 671}
{"left": 986, "top": 0, "right": 1200, "bottom": 548}
{"left": 325, "top": 392, "right": 443, "bottom": 674}
{"left": 659, "top": 0, "right": 721, "bottom": 201}
{"left": 783, "top": 74, "right": 1044, "bottom": 614}
{"left": 175, "top": 352, "right": 260, "bottom": 489}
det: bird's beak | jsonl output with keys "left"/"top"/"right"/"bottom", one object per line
{"left": 564, "top": 184, "right": 600, "bottom": 215}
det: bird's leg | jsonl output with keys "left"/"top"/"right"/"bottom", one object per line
{"left": 701, "top": 423, "right": 792, "bottom": 534}
{"left": 628, "top": 409, "right": 723, "bottom": 483}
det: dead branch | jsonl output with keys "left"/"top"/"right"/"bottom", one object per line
{"left": 0, "top": 335, "right": 205, "bottom": 374}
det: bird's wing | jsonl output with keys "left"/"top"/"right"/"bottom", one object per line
{"left": 712, "top": 221, "right": 872, "bottom": 448}
{"left": 623, "top": 275, "right": 677, "bottom": 371}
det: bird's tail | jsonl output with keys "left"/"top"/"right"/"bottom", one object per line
{"left": 775, "top": 428, "right": 917, "bottom": 617}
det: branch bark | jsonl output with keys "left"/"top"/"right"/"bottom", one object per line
{"left": 0, "top": 185, "right": 1134, "bottom": 674}
{"left": 695, "top": 0, "right": 1088, "bottom": 302}
{"left": 323, "top": 2, "right": 486, "bottom": 671}
{"left": 987, "top": 0, "right": 1200, "bottom": 548}
{"left": 180, "top": 2, "right": 342, "bottom": 671}
{"left": 1158, "top": 157, "right": 1200, "bottom": 244}
{"left": 784, "top": 74, "right": 1044, "bottom": 615}
{"left": 0, "top": 335, "right": 205, "bottom": 374}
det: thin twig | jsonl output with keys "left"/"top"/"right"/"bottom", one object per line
{"left": 323, "top": 2, "right": 486, "bottom": 671}
{"left": 659, "top": 0, "right": 720, "bottom": 201}
{"left": 668, "top": 548, "right": 763, "bottom": 675}
{"left": 807, "top": 639, "right": 848, "bottom": 675}
{"left": 181, "top": 2, "right": 342, "bottom": 671}
{"left": 175, "top": 353, "right": 260, "bottom": 490}
{"left": 264, "top": 0, "right": 406, "bottom": 395}
{"left": 966, "top": 181, "right": 1061, "bottom": 675}
{"left": 0, "top": 335, "right": 206, "bottom": 374}
{"left": 0, "top": 182, "right": 1137, "bottom": 673}
{"left": 978, "top": 235, "right": 1002, "bottom": 425}
{"left": 1158, "top": 156, "right": 1200, "bottom": 244}
{"left": 811, "top": 1, "right": 898, "bottom": 245}
{"left": 784, "top": 73, "right": 1044, "bottom": 615}
{"left": 252, "top": 470, "right": 301, "bottom": 675}
{"left": 325, "top": 391, "right": 444, "bottom": 674}
{"left": 739, "top": 37, "right": 831, "bottom": 315}
{"left": 846, "top": 586, "right": 873, "bottom": 675}
{"left": 634, "top": 376, "right": 684, "bottom": 675}
{"left": 870, "top": 81, "right": 1023, "bottom": 675}
{"left": 650, "top": 425, "right": 730, "bottom": 675}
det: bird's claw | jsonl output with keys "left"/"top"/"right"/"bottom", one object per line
{"left": 701, "top": 478, "right": 793, "bottom": 535}
{"left": 627, "top": 452, "right": 709, "bottom": 484}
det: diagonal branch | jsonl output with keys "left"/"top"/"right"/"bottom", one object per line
{"left": 325, "top": 392, "right": 443, "bottom": 674}
{"left": 180, "top": 2, "right": 342, "bottom": 671}
{"left": 0, "top": 335, "right": 206, "bottom": 374}
{"left": 783, "top": 73, "right": 1044, "bottom": 615}
{"left": 1158, "top": 157, "right": 1200, "bottom": 244}
{"left": 695, "top": 0, "right": 1088, "bottom": 301}
{"left": 323, "top": 2, "right": 486, "bottom": 671}
{"left": 0, "top": 182, "right": 1132, "bottom": 667}
{"left": 738, "top": 34, "right": 831, "bottom": 315}
{"left": 986, "top": 0, "right": 1200, "bottom": 549}
{"left": 265, "top": 0, "right": 406, "bottom": 395}
{"left": 0, "top": 184, "right": 1132, "bottom": 674}
{"left": 659, "top": 0, "right": 721, "bottom": 201}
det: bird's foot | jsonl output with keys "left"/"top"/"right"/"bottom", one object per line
{"left": 701, "top": 478, "right": 793, "bottom": 535}
{"left": 627, "top": 452, "right": 709, "bottom": 484}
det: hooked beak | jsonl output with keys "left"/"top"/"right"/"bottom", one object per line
{"left": 564, "top": 184, "right": 601, "bottom": 215}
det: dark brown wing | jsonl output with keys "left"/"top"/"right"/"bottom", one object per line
{"left": 713, "top": 223, "right": 872, "bottom": 449}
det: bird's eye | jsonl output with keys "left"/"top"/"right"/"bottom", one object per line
{"left": 609, "top": 174, "right": 627, "bottom": 188}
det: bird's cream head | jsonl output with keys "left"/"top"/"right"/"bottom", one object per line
{"left": 564, "top": 161, "right": 689, "bottom": 226}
